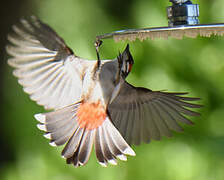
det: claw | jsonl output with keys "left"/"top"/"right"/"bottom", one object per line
{"left": 95, "top": 39, "right": 103, "bottom": 68}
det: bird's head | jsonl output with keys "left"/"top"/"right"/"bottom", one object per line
{"left": 117, "top": 44, "right": 134, "bottom": 79}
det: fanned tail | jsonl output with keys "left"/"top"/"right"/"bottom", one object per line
{"left": 35, "top": 102, "right": 135, "bottom": 167}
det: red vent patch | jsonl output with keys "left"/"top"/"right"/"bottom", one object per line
{"left": 77, "top": 101, "right": 106, "bottom": 130}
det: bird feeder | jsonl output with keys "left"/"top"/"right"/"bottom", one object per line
{"left": 96, "top": 0, "right": 224, "bottom": 42}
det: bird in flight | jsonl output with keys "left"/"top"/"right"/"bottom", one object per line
{"left": 6, "top": 16, "right": 202, "bottom": 167}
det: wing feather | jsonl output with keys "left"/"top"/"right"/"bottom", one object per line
{"left": 153, "top": 100, "right": 183, "bottom": 132}
{"left": 144, "top": 103, "right": 161, "bottom": 140}
{"left": 7, "top": 16, "right": 96, "bottom": 110}
{"left": 108, "top": 81, "right": 202, "bottom": 145}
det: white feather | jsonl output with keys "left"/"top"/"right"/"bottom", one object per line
{"left": 34, "top": 113, "right": 46, "bottom": 123}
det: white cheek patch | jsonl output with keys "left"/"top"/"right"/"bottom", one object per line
{"left": 125, "top": 61, "right": 129, "bottom": 73}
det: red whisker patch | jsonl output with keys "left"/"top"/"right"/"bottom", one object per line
{"left": 76, "top": 101, "right": 106, "bottom": 130}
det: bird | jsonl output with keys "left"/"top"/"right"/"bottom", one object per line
{"left": 6, "top": 16, "right": 202, "bottom": 167}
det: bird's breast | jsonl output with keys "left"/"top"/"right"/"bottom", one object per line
{"left": 81, "top": 69, "right": 106, "bottom": 106}
{"left": 81, "top": 61, "right": 118, "bottom": 106}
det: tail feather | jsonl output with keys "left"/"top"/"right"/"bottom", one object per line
{"left": 45, "top": 113, "right": 77, "bottom": 132}
{"left": 66, "top": 149, "right": 79, "bottom": 165}
{"left": 105, "top": 118, "right": 135, "bottom": 156}
{"left": 94, "top": 127, "right": 107, "bottom": 166}
{"left": 48, "top": 118, "right": 77, "bottom": 142}
{"left": 36, "top": 103, "right": 79, "bottom": 124}
{"left": 100, "top": 125, "right": 117, "bottom": 165}
{"left": 61, "top": 127, "right": 84, "bottom": 158}
{"left": 35, "top": 102, "right": 135, "bottom": 167}
{"left": 77, "top": 130, "right": 94, "bottom": 166}
{"left": 49, "top": 122, "right": 79, "bottom": 146}
{"left": 104, "top": 126, "right": 127, "bottom": 161}
{"left": 66, "top": 130, "right": 94, "bottom": 167}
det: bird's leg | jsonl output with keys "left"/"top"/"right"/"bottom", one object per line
{"left": 94, "top": 39, "right": 103, "bottom": 69}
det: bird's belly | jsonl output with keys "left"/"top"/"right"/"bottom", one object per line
{"left": 89, "top": 83, "right": 105, "bottom": 102}
{"left": 82, "top": 76, "right": 108, "bottom": 106}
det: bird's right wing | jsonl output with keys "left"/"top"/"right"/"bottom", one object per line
{"left": 7, "top": 16, "right": 96, "bottom": 110}
{"left": 108, "top": 81, "right": 202, "bottom": 145}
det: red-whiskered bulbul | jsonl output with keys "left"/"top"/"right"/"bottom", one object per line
{"left": 6, "top": 16, "right": 202, "bottom": 167}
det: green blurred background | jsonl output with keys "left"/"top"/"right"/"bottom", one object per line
{"left": 1, "top": 0, "right": 224, "bottom": 179}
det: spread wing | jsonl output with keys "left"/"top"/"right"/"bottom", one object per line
{"left": 108, "top": 82, "right": 202, "bottom": 145}
{"left": 7, "top": 16, "right": 96, "bottom": 110}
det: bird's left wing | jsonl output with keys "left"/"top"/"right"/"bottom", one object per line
{"left": 7, "top": 16, "right": 96, "bottom": 110}
{"left": 108, "top": 81, "right": 202, "bottom": 145}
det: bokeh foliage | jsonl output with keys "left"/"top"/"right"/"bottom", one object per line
{"left": 1, "top": 0, "right": 224, "bottom": 179}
